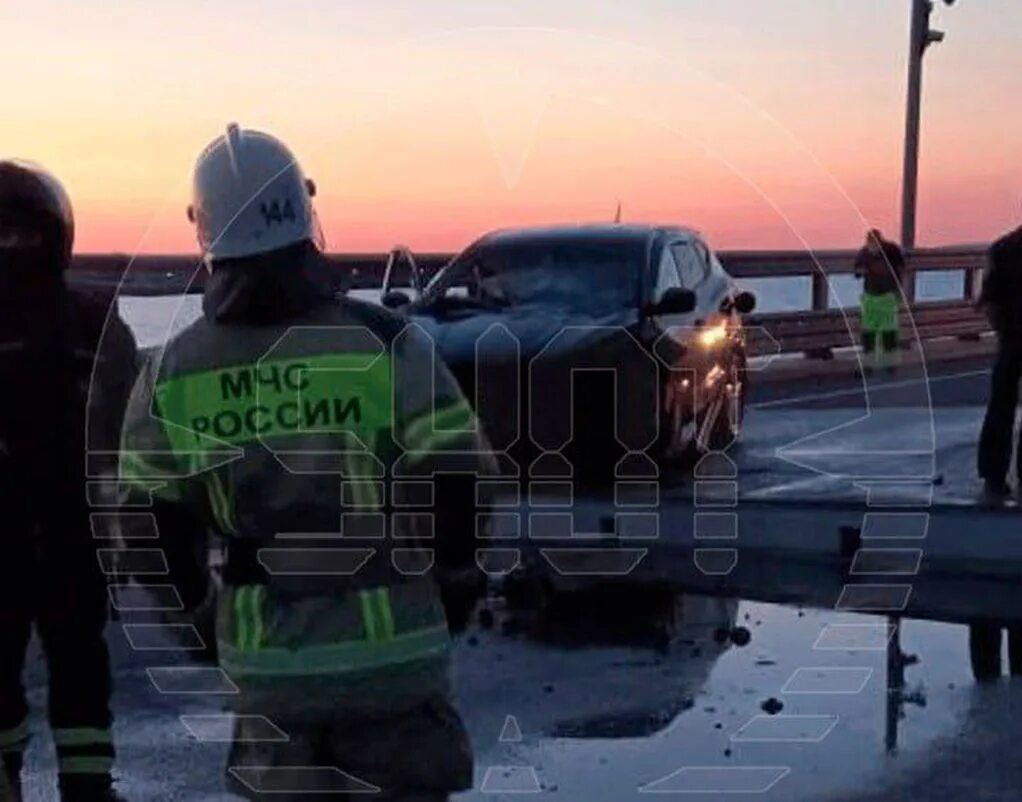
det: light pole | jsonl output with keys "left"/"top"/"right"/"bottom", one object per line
{"left": 900, "top": 0, "right": 955, "bottom": 250}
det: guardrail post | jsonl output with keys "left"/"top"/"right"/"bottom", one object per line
{"left": 963, "top": 265, "right": 980, "bottom": 301}
{"left": 811, "top": 272, "right": 829, "bottom": 311}
{"left": 901, "top": 264, "right": 916, "bottom": 305}
{"left": 804, "top": 272, "right": 834, "bottom": 359}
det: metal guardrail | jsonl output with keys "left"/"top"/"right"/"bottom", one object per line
{"left": 68, "top": 245, "right": 990, "bottom": 357}
{"left": 67, "top": 253, "right": 454, "bottom": 296}
{"left": 738, "top": 246, "right": 989, "bottom": 356}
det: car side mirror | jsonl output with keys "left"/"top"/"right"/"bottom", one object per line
{"left": 733, "top": 290, "right": 756, "bottom": 314}
{"left": 651, "top": 287, "right": 697, "bottom": 316}
{"left": 381, "top": 289, "right": 411, "bottom": 309}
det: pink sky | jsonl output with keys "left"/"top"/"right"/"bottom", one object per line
{"left": 3, "top": 1, "right": 1019, "bottom": 255}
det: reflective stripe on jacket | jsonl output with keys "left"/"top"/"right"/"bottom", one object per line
{"left": 119, "top": 253, "right": 495, "bottom": 691}
{"left": 218, "top": 582, "right": 450, "bottom": 678}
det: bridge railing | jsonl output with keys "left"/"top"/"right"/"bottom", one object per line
{"left": 732, "top": 245, "right": 990, "bottom": 357}
{"left": 68, "top": 245, "right": 991, "bottom": 358}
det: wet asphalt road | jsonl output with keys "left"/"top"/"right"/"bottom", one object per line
{"left": 18, "top": 600, "right": 1022, "bottom": 802}
{"left": 13, "top": 298, "right": 1016, "bottom": 801}
{"left": 749, "top": 356, "right": 992, "bottom": 410}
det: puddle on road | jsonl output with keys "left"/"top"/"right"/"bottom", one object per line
{"left": 16, "top": 591, "right": 1018, "bottom": 801}
{"left": 455, "top": 596, "right": 1001, "bottom": 802}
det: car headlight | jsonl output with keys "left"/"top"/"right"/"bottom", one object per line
{"left": 698, "top": 323, "right": 727, "bottom": 348}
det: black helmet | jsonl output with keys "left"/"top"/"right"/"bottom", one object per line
{"left": 0, "top": 160, "right": 74, "bottom": 267}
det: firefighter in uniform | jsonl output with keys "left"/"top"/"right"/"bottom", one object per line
{"left": 0, "top": 161, "right": 136, "bottom": 801}
{"left": 119, "top": 125, "right": 495, "bottom": 800}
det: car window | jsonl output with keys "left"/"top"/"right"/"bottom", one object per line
{"left": 425, "top": 238, "right": 644, "bottom": 313}
{"left": 654, "top": 247, "right": 682, "bottom": 300}
{"left": 671, "top": 241, "right": 709, "bottom": 289}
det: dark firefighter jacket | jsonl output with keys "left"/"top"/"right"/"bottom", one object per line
{"left": 118, "top": 245, "right": 497, "bottom": 715}
{"left": 0, "top": 275, "right": 137, "bottom": 494}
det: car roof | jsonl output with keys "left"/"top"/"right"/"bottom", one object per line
{"left": 473, "top": 223, "right": 701, "bottom": 249}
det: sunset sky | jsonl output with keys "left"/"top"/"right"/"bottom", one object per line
{"left": 3, "top": 0, "right": 1019, "bottom": 254}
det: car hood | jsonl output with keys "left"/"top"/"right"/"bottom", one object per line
{"left": 408, "top": 303, "right": 642, "bottom": 366}
{"left": 407, "top": 303, "right": 660, "bottom": 468}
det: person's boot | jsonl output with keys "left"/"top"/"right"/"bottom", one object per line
{"left": 982, "top": 478, "right": 1013, "bottom": 507}
{"left": 1008, "top": 628, "right": 1022, "bottom": 677}
{"left": 969, "top": 623, "right": 1004, "bottom": 682}
{"left": 854, "top": 363, "right": 875, "bottom": 379}
{"left": 59, "top": 774, "right": 126, "bottom": 802}
{"left": 880, "top": 344, "right": 901, "bottom": 376}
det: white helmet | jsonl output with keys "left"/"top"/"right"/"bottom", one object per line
{"left": 188, "top": 124, "right": 321, "bottom": 264}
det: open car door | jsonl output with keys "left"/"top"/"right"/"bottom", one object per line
{"left": 381, "top": 245, "right": 423, "bottom": 307}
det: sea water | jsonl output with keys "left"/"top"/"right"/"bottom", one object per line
{"left": 119, "top": 272, "right": 965, "bottom": 349}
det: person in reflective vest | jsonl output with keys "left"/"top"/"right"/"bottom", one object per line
{"left": 853, "top": 228, "right": 905, "bottom": 374}
{"left": 119, "top": 125, "right": 496, "bottom": 800}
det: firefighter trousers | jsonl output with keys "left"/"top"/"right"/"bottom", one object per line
{"left": 978, "top": 336, "right": 1022, "bottom": 485}
{"left": 226, "top": 696, "right": 473, "bottom": 801}
{"left": 0, "top": 490, "right": 114, "bottom": 791}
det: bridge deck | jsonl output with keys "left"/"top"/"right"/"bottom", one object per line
{"left": 499, "top": 405, "right": 1022, "bottom": 625}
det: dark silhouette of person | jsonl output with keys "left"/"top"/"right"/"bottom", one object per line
{"left": 977, "top": 217, "right": 1022, "bottom": 499}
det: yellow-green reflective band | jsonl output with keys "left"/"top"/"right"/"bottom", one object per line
{"left": 58, "top": 756, "right": 114, "bottom": 775}
{"left": 207, "top": 472, "right": 237, "bottom": 535}
{"left": 250, "top": 585, "right": 266, "bottom": 651}
{"left": 0, "top": 720, "right": 29, "bottom": 749}
{"left": 374, "top": 588, "right": 395, "bottom": 641}
{"left": 118, "top": 451, "right": 186, "bottom": 501}
{"left": 359, "top": 590, "right": 379, "bottom": 642}
{"left": 234, "top": 587, "right": 251, "bottom": 651}
{"left": 436, "top": 400, "right": 475, "bottom": 428}
{"left": 344, "top": 452, "right": 382, "bottom": 510}
{"left": 404, "top": 400, "right": 476, "bottom": 451}
{"left": 118, "top": 449, "right": 169, "bottom": 481}
{"left": 52, "top": 728, "right": 112, "bottom": 747}
{"left": 358, "top": 587, "right": 394, "bottom": 641}
{"left": 219, "top": 624, "right": 451, "bottom": 678}
{"left": 233, "top": 586, "right": 266, "bottom": 652}
{"left": 409, "top": 428, "right": 476, "bottom": 454}
{"left": 205, "top": 481, "right": 223, "bottom": 532}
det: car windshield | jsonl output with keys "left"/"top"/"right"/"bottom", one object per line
{"left": 424, "top": 237, "right": 644, "bottom": 313}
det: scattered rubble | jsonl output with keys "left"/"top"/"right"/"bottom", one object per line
{"left": 761, "top": 697, "right": 784, "bottom": 715}
{"left": 730, "top": 627, "right": 752, "bottom": 646}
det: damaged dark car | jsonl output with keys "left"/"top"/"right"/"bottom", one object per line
{"left": 382, "top": 224, "right": 755, "bottom": 481}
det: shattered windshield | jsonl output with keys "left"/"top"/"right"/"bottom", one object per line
{"left": 426, "top": 238, "right": 645, "bottom": 313}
